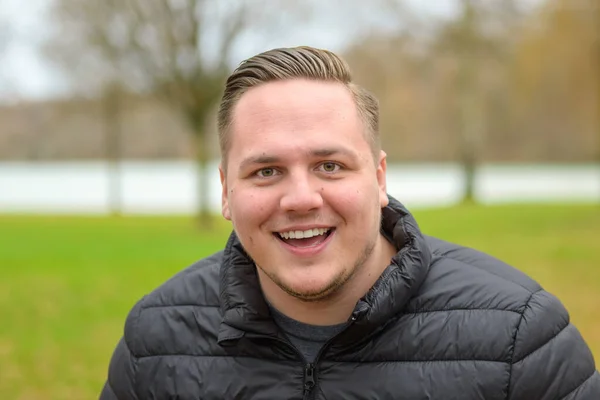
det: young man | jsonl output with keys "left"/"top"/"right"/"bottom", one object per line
{"left": 100, "top": 47, "right": 599, "bottom": 399}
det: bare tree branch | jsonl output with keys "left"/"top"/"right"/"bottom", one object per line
{"left": 43, "top": 0, "right": 310, "bottom": 224}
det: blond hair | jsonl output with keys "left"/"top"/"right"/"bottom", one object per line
{"left": 217, "top": 46, "right": 380, "bottom": 166}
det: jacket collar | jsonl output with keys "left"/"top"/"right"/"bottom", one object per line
{"left": 217, "top": 195, "right": 432, "bottom": 344}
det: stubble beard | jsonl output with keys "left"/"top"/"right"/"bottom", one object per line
{"left": 259, "top": 228, "right": 380, "bottom": 303}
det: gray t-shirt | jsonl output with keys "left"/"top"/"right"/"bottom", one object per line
{"left": 269, "top": 304, "right": 348, "bottom": 362}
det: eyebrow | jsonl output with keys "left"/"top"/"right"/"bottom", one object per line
{"left": 238, "top": 147, "right": 358, "bottom": 171}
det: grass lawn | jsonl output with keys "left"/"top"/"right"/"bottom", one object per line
{"left": 0, "top": 204, "right": 598, "bottom": 399}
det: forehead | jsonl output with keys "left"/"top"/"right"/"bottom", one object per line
{"left": 229, "top": 79, "right": 364, "bottom": 150}
{"left": 239, "top": 77, "right": 354, "bottom": 107}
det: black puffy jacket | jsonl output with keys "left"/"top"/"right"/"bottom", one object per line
{"left": 100, "top": 198, "right": 599, "bottom": 399}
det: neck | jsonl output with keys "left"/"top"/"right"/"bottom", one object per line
{"left": 258, "top": 233, "right": 397, "bottom": 326}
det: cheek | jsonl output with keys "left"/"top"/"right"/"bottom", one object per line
{"left": 327, "top": 188, "right": 363, "bottom": 215}
{"left": 326, "top": 184, "right": 381, "bottom": 223}
{"left": 228, "top": 188, "right": 274, "bottom": 225}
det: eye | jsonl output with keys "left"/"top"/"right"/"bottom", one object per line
{"left": 256, "top": 168, "right": 278, "bottom": 178}
{"left": 319, "top": 162, "right": 341, "bottom": 173}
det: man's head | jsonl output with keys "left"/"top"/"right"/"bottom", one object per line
{"left": 217, "top": 46, "right": 391, "bottom": 304}
{"left": 218, "top": 46, "right": 381, "bottom": 170}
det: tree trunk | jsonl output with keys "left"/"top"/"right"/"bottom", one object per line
{"left": 458, "top": 0, "right": 480, "bottom": 205}
{"left": 457, "top": 45, "right": 479, "bottom": 204}
{"left": 458, "top": 70, "right": 479, "bottom": 205}
{"left": 104, "top": 85, "right": 122, "bottom": 216}
{"left": 197, "top": 143, "right": 212, "bottom": 228}
{"left": 596, "top": 0, "right": 600, "bottom": 204}
{"left": 193, "top": 118, "right": 212, "bottom": 228}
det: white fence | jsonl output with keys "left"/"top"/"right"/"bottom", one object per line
{"left": 0, "top": 161, "right": 598, "bottom": 214}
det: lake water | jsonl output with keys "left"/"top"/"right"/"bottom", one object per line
{"left": 0, "top": 161, "right": 598, "bottom": 214}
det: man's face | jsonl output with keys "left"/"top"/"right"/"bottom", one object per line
{"left": 220, "top": 79, "right": 389, "bottom": 302}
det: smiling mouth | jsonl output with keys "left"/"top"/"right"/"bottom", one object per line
{"left": 274, "top": 228, "right": 335, "bottom": 248}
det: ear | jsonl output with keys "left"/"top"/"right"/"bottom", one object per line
{"left": 376, "top": 150, "right": 389, "bottom": 208}
{"left": 219, "top": 164, "right": 231, "bottom": 221}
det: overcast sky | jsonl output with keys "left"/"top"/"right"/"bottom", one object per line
{"left": 0, "top": 0, "right": 463, "bottom": 101}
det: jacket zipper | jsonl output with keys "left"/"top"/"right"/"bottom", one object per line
{"left": 303, "top": 363, "right": 316, "bottom": 398}
{"left": 253, "top": 319, "right": 358, "bottom": 399}
{"left": 302, "top": 319, "right": 359, "bottom": 400}
{"left": 264, "top": 337, "right": 316, "bottom": 399}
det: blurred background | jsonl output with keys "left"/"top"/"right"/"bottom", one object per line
{"left": 0, "top": 0, "right": 598, "bottom": 398}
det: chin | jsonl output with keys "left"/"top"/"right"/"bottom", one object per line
{"left": 278, "top": 272, "right": 346, "bottom": 302}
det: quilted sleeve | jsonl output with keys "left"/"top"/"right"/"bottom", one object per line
{"left": 508, "top": 290, "right": 600, "bottom": 399}
{"left": 99, "top": 337, "right": 139, "bottom": 400}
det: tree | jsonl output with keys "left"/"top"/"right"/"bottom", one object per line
{"left": 453, "top": 0, "right": 481, "bottom": 204}
{"left": 44, "top": 0, "right": 303, "bottom": 226}
{"left": 432, "top": 0, "right": 522, "bottom": 203}
{"left": 509, "top": 0, "right": 598, "bottom": 163}
{"left": 102, "top": 83, "right": 124, "bottom": 216}
{"left": 594, "top": 0, "right": 600, "bottom": 200}
{"left": 593, "top": 0, "right": 600, "bottom": 203}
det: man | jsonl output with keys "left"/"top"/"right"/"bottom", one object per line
{"left": 100, "top": 46, "right": 599, "bottom": 399}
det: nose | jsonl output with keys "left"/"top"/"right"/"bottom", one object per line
{"left": 279, "top": 172, "right": 323, "bottom": 213}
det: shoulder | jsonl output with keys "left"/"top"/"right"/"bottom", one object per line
{"left": 393, "top": 236, "right": 598, "bottom": 398}
{"left": 140, "top": 250, "right": 223, "bottom": 308}
{"left": 121, "top": 250, "right": 224, "bottom": 356}
{"left": 401, "top": 235, "right": 583, "bottom": 366}
{"left": 411, "top": 235, "right": 546, "bottom": 313}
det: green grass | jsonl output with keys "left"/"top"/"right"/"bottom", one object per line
{"left": 1, "top": 204, "right": 599, "bottom": 399}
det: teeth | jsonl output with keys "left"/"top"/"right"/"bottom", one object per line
{"left": 278, "top": 228, "right": 330, "bottom": 240}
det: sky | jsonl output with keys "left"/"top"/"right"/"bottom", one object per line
{"left": 0, "top": 0, "right": 462, "bottom": 101}
{"left": 0, "top": 0, "right": 57, "bottom": 99}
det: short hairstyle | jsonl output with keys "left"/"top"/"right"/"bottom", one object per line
{"left": 217, "top": 46, "right": 380, "bottom": 167}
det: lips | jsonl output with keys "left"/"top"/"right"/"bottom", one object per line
{"left": 273, "top": 228, "right": 335, "bottom": 256}
{"left": 275, "top": 229, "right": 333, "bottom": 248}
